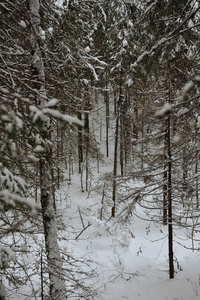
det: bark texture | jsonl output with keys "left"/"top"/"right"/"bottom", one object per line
{"left": 28, "top": 1, "right": 66, "bottom": 298}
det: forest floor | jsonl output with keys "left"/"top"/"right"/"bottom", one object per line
{"left": 7, "top": 99, "right": 200, "bottom": 300}
{"left": 57, "top": 101, "right": 200, "bottom": 300}
{"left": 61, "top": 160, "right": 200, "bottom": 300}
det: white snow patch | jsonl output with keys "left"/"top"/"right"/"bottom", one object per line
{"left": 123, "top": 39, "right": 128, "bottom": 47}
{"left": 85, "top": 46, "right": 90, "bottom": 53}
{"left": 45, "top": 98, "right": 59, "bottom": 107}
{"left": 155, "top": 102, "right": 172, "bottom": 117}
{"left": 19, "top": 20, "right": 26, "bottom": 28}
{"left": 182, "top": 81, "right": 194, "bottom": 96}
{"left": 125, "top": 78, "right": 133, "bottom": 87}
{"left": 34, "top": 145, "right": 45, "bottom": 153}
{"left": 177, "top": 107, "right": 189, "bottom": 117}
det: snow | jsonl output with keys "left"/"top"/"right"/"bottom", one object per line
{"left": 50, "top": 98, "right": 199, "bottom": 300}
{"left": 30, "top": 105, "right": 84, "bottom": 126}
{"left": 55, "top": 0, "right": 65, "bottom": 8}
{"left": 48, "top": 27, "right": 53, "bottom": 34}
{"left": 62, "top": 169, "right": 200, "bottom": 300}
{"left": 193, "top": 76, "right": 200, "bottom": 87}
{"left": 19, "top": 20, "right": 26, "bottom": 28}
{"left": 182, "top": 81, "right": 194, "bottom": 96}
{"left": 177, "top": 107, "right": 189, "bottom": 117}
{"left": 0, "top": 189, "right": 39, "bottom": 214}
{"left": 0, "top": 246, "right": 16, "bottom": 268}
{"left": 61, "top": 114, "right": 84, "bottom": 126}
{"left": 155, "top": 102, "right": 172, "bottom": 117}
{"left": 46, "top": 98, "right": 59, "bottom": 107}
{"left": 40, "top": 29, "right": 46, "bottom": 40}
{"left": 125, "top": 77, "right": 133, "bottom": 87}
{"left": 131, "top": 37, "right": 168, "bottom": 69}
{"left": 34, "top": 145, "right": 45, "bottom": 153}
{"left": 58, "top": 98, "right": 199, "bottom": 300}
{"left": 85, "top": 46, "right": 90, "bottom": 53}
{"left": 27, "top": 154, "right": 39, "bottom": 162}
{"left": 3, "top": 92, "right": 200, "bottom": 300}
{"left": 123, "top": 39, "right": 128, "bottom": 47}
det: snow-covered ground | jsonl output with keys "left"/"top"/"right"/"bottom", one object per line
{"left": 57, "top": 99, "right": 200, "bottom": 300}
{"left": 61, "top": 164, "right": 200, "bottom": 300}
{"left": 5, "top": 96, "right": 200, "bottom": 300}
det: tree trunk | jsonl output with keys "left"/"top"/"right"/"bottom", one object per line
{"left": 78, "top": 112, "right": 83, "bottom": 174}
{"left": 120, "top": 112, "right": 124, "bottom": 176}
{"left": 163, "top": 118, "right": 168, "bottom": 225}
{"left": 195, "top": 152, "right": 199, "bottom": 208}
{"left": 105, "top": 73, "right": 110, "bottom": 158}
{"left": 166, "top": 77, "right": 174, "bottom": 279}
{"left": 112, "top": 87, "right": 122, "bottom": 217}
{"left": 28, "top": 1, "right": 66, "bottom": 298}
{"left": 167, "top": 113, "right": 174, "bottom": 279}
{"left": 84, "top": 111, "right": 89, "bottom": 192}
{"left": 195, "top": 118, "right": 199, "bottom": 208}
{"left": 112, "top": 111, "right": 119, "bottom": 218}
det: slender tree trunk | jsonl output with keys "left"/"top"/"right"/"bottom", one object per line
{"left": 124, "top": 93, "right": 131, "bottom": 170}
{"left": 84, "top": 111, "right": 89, "bottom": 192}
{"left": 78, "top": 112, "right": 83, "bottom": 174}
{"left": 163, "top": 118, "right": 168, "bottom": 225}
{"left": 167, "top": 76, "right": 174, "bottom": 279}
{"left": 195, "top": 152, "right": 199, "bottom": 208}
{"left": 167, "top": 113, "right": 174, "bottom": 279}
{"left": 41, "top": 248, "right": 44, "bottom": 300}
{"left": 105, "top": 72, "right": 110, "bottom": 158}
{"left": 112, "top": 111, "right": 119, "bottom": 218}
{"left": 114, "top": 90, "right": 117, "bottom": 116}
{"left": 28, "top": 1, "right": 66, "bottom": 298}
{"left": 141, "top": 108, "right": 145, "bottom": 171}
{"left": 163, "top": 168, "right": 168, "bottom": 225}
{"left": 104, "top": 1, "right": 109, "bottom": 157}
{"left": 56, "top": 119, "right": 61, "bottom": 189}
{"left": 182, "top": 148, "right": 187, "bottom": 207}
{"left": 195, "top": 118, "right": 199, "bottom": 208}
{"left": 120, "top": 112, "right": 124, "bottom": 176}
{"left": 112, "top": 87, "right": 122, "bottom": 217}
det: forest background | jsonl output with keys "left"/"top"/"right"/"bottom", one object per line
{"left": 0, "top": 0, "right": 200, "bottom": 299}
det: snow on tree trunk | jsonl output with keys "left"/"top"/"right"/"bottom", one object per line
{"left": 28, "top": 1, "right": 66, "bottom": 298}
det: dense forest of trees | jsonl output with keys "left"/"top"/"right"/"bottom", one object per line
{"left": 0, "top": 0, "right": 200, "bottom": 299}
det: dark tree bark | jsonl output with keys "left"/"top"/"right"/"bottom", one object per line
{"left": 78, "top": 112, "right": 83, "bottom": 174}
{"left": 167, "top": 78, "right": 174, "bottom": 279}
{"left": 112, "top": 111, "right": 119, "bottom": 218}
{"left": 167, "top": 113, "right": 174, "bottom": 279}
{"left": 84, "top": 110, "right": 90, "bottom": 192}
{"left": 163, "top": 118, "right": 168, "bottom": 225}
{"left": 112, "top": 83, "right": 122, "bottom": 217}
{"left": 105, "top": 72, "right": 110, "bottom": 158}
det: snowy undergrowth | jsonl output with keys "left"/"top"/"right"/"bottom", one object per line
{"left": 4, "top": 98, "right": 200, "bottom": 300}
{"left": 54, "top": 100, "right": 200, "bottom": 300}
{"left": 56, "top": 162, "right": 200, "bottom": 300}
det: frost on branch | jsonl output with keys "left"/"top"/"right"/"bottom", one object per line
{"left": 0, "top": 246, "right": 16, "bottom": 269}
{"left": 155, "top": 103, "right": 172, "bottom": 118}
{"left": 0, "top": 189, "right": 39, "bottom": 214}
{"left": 0, "top": 165, "right": 38, "bottom": 214}
{"left": 180, "top": 81, "right": 194, "bottom": 100}
{"left": 176, "top": 107, "right": 189, "bottom": 117}
{"left": 193, "top": 75, "right": 200, "bottom": 87}
{"left": 131, "top": 37, "right": 168, "bottom": 69}
{"left": 2, "top": 110, "right": 23, "bottom": 132}
{"left": 178, "top": 76, "right": 200, "bottom": 102}
{"left": 30, "top": 103, "right": 84, "bottom": 127}
{"left": 0, "top": 166, "right": 26, "bottom": 193}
